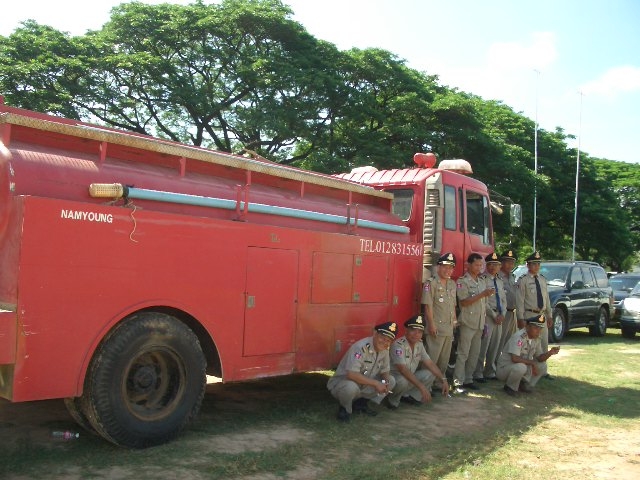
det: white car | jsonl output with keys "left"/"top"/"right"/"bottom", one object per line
{"left": 620, "top": 282, "right": 640, "bottom": 338}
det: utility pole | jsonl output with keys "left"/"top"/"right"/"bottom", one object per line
{"left": 572, "top": 91, "right": 584, "bottom": 262}
{"left": 533, "top": 69, "right": 540, "bottom": 251}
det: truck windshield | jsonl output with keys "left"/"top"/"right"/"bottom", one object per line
{"left": 387, "top": 189, "right": 413, "bottom": 221}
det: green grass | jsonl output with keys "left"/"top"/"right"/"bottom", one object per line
{"left": 1, "top": 328, "right": 639, "bottom": 479}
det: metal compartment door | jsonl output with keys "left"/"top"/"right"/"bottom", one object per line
{"left": 243, "top": 247, "right": 299, "bottom": 356}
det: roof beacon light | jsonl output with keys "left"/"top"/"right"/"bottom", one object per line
{"left": 413, "top": 152, "right": 437, "bottom": 168}
{"left": 438, "top": 159, "right": 473, "bottom": 175}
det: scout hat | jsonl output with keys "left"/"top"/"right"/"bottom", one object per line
{"left": 485, "top": 252, "right": 501, "bottom": 264}
{"left": 526, "top": 315, "right": 546, "bottom": 327}
{"left": 404, "top": 315, "right": 425, "bottom": 330}
{"left": 374, "top": 321, "right": 397, "bottom": 339}
{"left": 526, "top": 251, "right": 542, "bottom": 263}
{"left": 500, "top": 250, "right": 517, "bottom": 262}
{"left": 438, "top": 252, "right": 456, "bottom": 266}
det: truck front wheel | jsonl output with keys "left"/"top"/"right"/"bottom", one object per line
{"left": 81, "top": 312, "right": 206, "bottom": 448}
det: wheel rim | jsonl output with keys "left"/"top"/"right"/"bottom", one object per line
{"left": 123, "top": 347, "right": 186, "bottom": 421}
{"left": 598, "top": 310, "right": 607, "bottom": 331}
{"left": 553, "top": 312, "right": 564, "bottom": 338}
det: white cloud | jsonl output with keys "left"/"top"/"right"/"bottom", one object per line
{"left": 486, "top": 32, "right": 558, "bottom": 71}
{"left": 580, "top": 66, "right": 640, "bottom": 97}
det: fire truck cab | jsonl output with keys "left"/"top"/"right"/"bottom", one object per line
{"left": 337, "top": 153, "right": 497, "bottom": 280}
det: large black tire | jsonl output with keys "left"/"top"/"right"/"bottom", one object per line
{"left": 550, "top": 307, "right": 567, "bottom": 342}
{"left": 589, "top": 307, "right": 608, "bottom": 337}
{"left": 621, "top": 324, "right": 637, "bottom": 339}
{"left": 81, "top": 312, "right": 206, "bottom": 448}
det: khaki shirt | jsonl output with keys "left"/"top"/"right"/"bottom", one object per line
{"left": 421, "top": 274, "right": 457, "bottom": 336}
{"left": 498, "top": 270, "right": 517, "bottom": 311}
{"left": 327, "top": 336, "right": 390, "bottom": 389}
{"left": 516, "top": 272, "right": 553, "bottom": 321}
{"left": 497, "top": 328, "right": 543, "bottom": 370}
{"left": 390, "top": 336, "right": 431, "bottom": 374}
{"left": 481, "top": 273, "right": 507, "bottom": 321}
{"left": 456, "top": 272, "right": 488, "bottom": 329}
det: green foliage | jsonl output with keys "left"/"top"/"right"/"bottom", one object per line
{"left": 0, "top": 0, "right": 637, "bottom": 265}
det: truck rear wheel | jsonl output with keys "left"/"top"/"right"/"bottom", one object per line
{"left": 81, "top": 312, "right": 206, "bottom": 448}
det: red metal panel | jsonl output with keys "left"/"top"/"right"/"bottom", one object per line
{"left": 0, "top": 310, "right": 16, "bottom": 364}
{"left": 391, "top": 257, "right": 423, "bottom": 324}
{"left": 352, "top": 255, "right": 388, "bottom": 303}
{"left": 243, "top": 247, "right": 298, "bottom": 356}
{"left": 310, "top": 252, "right": 353, "bottom": 304}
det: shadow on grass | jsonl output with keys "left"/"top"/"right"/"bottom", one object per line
{"left": 1, "top": 363, "right": 639, "bottom": 479}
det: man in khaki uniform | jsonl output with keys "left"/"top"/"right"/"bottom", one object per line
{"left": 498, "top": 250, "right": 518, "bottom": 353}
{"left": 497, "top": 315, "right": 560, "bottom": 396}
{"left": 327, "top": 322, "right": 397, "bottom": 422}
{"left": 474, "top": 252, "right": 507, "bottom": 382}
{"left": 387, "top": 316, "right": 449, "bottom": 409}
{"left": 422, "top": 252, "right": 457, "bottom": 387}
{"left": 516, "top": 251, "right": 553, "bottom": 352}
{"left": 453, "top": 252, "right": 495, "bottom": 394}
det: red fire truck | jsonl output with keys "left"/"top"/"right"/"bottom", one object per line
{"left": 0, "top": 101, "right": 505, "bottom": 447}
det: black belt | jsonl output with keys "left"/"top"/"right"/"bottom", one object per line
{"left": 507, "top": 308, "right": 515, "bottom": 312}
{"left": 526, "top": 309, "right": 543, "bottom": 313}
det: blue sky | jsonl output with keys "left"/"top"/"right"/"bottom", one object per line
{"left": 2, "top": 0, "right": 639, "bottom": 163}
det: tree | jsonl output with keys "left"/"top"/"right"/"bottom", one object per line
{"left": 1, "top": 0, "right": 635, "bottom": 265}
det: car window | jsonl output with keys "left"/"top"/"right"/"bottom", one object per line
{"left": 570, "top": 268, "right": 585, "bottom": 289}
{"left": 591, "top": 267, "right": 609, "bottom": 288}
{"left": 609, "top": 276, "right": 640, "bottom": 291}
{"left": 513, "top": 265, "right": 527, "bottom": 278}
{"left": 631, "top": 283, "right": 640, "bottom": 296}
{"left": 581, "top": 267, "right": 595, "bottom": 288}
{"left": 540, "top": 265, "right": 569, "bottom": 286}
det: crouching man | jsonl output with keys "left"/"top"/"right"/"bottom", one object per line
{"left": 496, "top": 315, "right": 561, "bottom": 396}
{"left": 387, "top": 316, "right": 450, "bottom": 409}
{"left": 327, "top": 322, "right": 398, "bottom": 422}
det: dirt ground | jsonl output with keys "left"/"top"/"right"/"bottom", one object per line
{"left": 1, "top": 386, "right": 639, "bottom": 479}
{"left": 1, "top": 348, "right": 640, "bottom": 479}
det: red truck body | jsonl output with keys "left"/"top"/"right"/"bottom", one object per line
{"left": 0, "top": 102, "right": 494, "bottom": 447}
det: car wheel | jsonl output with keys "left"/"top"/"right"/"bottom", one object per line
{"left": 589, "top": 307, "right": 608, "bottom": 337}
{"left": 550, "top": 308, "right": 567, "bottom": 342}
{"left": 621, "top": 324, "right": 637, "bottom": 339}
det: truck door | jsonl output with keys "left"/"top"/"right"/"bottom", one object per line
{"left": 243, "top": 247, "right": 298, "bottom": 356}
{"left": 462, "top": 186, "right": 493, "bottom": 259}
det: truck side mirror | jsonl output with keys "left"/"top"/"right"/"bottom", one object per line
{"left": 510, "top": 204, "right": 522, "bottom": 228}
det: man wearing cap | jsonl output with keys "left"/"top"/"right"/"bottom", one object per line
{"left": 453, "top": 253, "right": 496, "bottom": 394}
{"left": 327, "top": 322, "right": 398, "bottom": 422}
{"left": 516, "top": 251, "right": 553, "bottom": 364}
{"left": 473, "top": 252, "right": 507, "bottom": 382}
{"left": 422, "top": 252, "right": 458, "bottom": 387}
{"left": 498, "top": 250, "right": 518, "bottom": 354}
{"left": 496, "top": 315, "right": 561, "bottom": 396}
{"left": 387, "top": 316, "right": 450, "bottom": 409}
